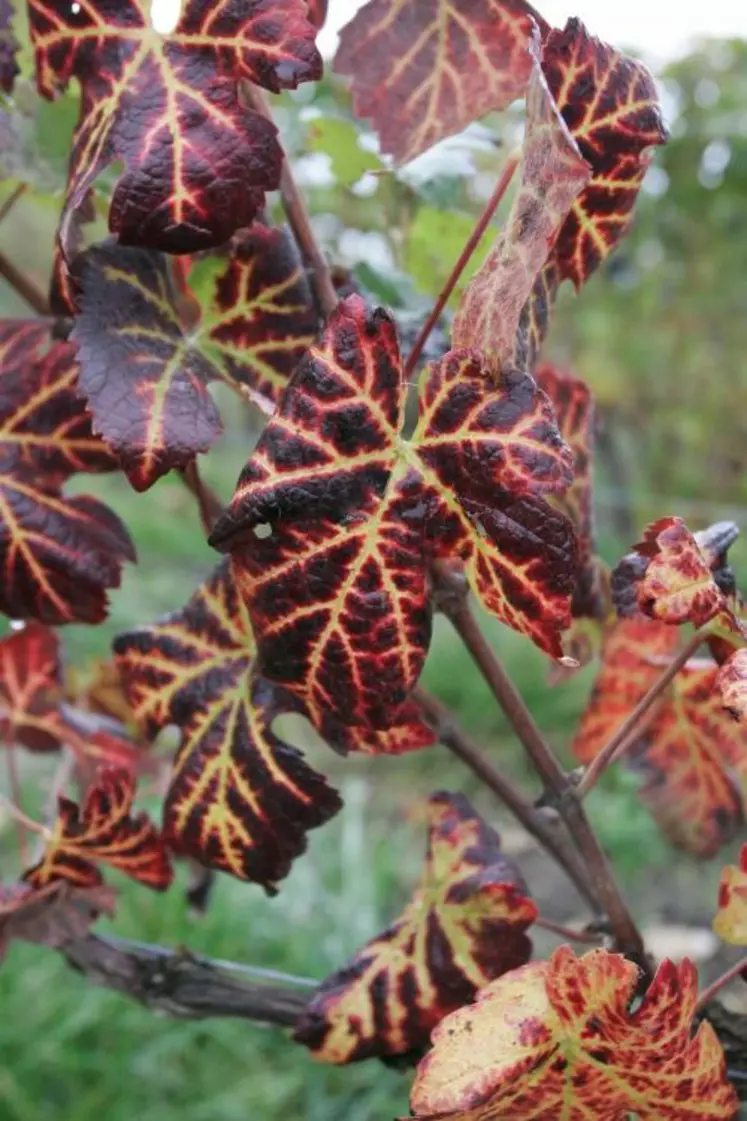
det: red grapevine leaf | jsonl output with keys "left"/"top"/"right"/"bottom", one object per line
{"left": 328, "top": 699, "right": 438, "bottom": 757}
{"left": 409, "top": 947, "right": 736, "bottom": 1121}
{"left": 452, "top": 46, "right": 590, "bottom": 368}
{"left": 23, "top": 767, "right": 173, "bottom": 891}
{"left": 0, "top": 623, "right": 63, "bottom": 752}
{"left": 574, "top": 619, "right": 747, "bottom": 857}
{"left": 612, "top": 517, "right": 733, "bottom": 628}
{"left": 0, "top": 0, "right": 19, "bottom": 93}
{"left": 0, "top": 326, "right": 135, "bottom": 623}
{"left": 293, "top": 792, "right": 536, "bottom": 1063}
{"left": 541, "top": 19, "right": 668, "bottom": 289}
{"left": 305, "top": 0, "right": 328, "bottom": 31}
{"left": 29, "top": 0, "right": 321, "bottom": 258}
{"left": 717, "top": 650, "right": 747, "bottom": 722}
{"left": 72, "top": 229, "right": 317, "bottom": 489}
{"left": 335, "top": 0, "right": 545, "bottom": 166}
{"left": 210, "top": 296, "right": 576, "bottom": 732}
{"left": 113, "top": 559, "right": 342, "bottom": 892}
{"left": 713, "top": 844, "right": 747, "bottom": 946}
{"left": 0, "top": 880, "right": 116, "bottom": 964}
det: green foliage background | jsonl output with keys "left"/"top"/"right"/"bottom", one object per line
{"left": 1, "top": 16, "right": 747, "bottom": 1121}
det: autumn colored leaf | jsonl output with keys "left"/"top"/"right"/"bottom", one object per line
{"left": 210, "top": 296, "right": 576, "bottom": 733}
{"left": 0, "top": 323, "right": 135, "bottom": 624}
{"left": 574, "top": 619, "right": 747, "bottom": 857}
{"left": 114, "top": 559, "right": 342, "bottom": 892}
{"left": 541, "top": 19, "right": 668, "bottom": 288}
{"left": 335, "top": 0, "right": 545, "bottom": 166}
{"left": 0, "top": 623, "right": 63, "bottom": 752}
{"left": 452, "top": 46, "right": 590, "bottom": 368}
{"left": 306, "top": 0, "right": 328, "bottom": 30}
{"left": 29, "top": 0, "right": 321, "bottom": 261}
{"left": 72, "top": 228, "right": 317, "bottom": 489}
{"left": 612, "top": 517, "right": 737, "bottom": 629}
{"left": 0, "top": 0, "right": 18, "bottom": 93}
{"left": 409, "top": 946, "right": 736, "bottom": 1121}
{"left": 717, "top": 649, "right": 747, "bottom": 722}
{"left": 24, "top": 767, "right": 172, "bottom": 891}
{"left": 0, "top": 880, "right": 116, "bottom": 963}
{"left": 294, "top": 792, "right": 536, "bottom": 1063}
{"left": 713, "top": 844, "right": 747, "bottom": 946}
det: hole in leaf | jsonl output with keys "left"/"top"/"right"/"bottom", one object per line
{"left": 254, "top": 523, "right": 273, "bottom": 540}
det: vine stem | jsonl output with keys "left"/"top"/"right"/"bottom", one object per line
{"left": 0, "top": 251, "right": 51, "bottom": 316}
{"left": 5, "top": 747, "right": 29, "bottom": 866}
{"left": 244, "top": 85, "right": 338, "bottom": 318}
{"left": 534, "top": 916, "right": 603, "bottom": 945}
{"left": 0, "top": 184, "right": 28, "bottom": 225}
{"left": 403, "top": 148, "right": 520, "bottom": 379}
{"left": 438, "top": 585, "right": 647, "bottom": 968}
{"left": 178, "top": 461, "right": 224, "bottom": 536}
{"left": 696, "top": 958, "right": 747, "bottom": 1013}
{"left": 414, "top": 686, "right": 600, "bottom": 913}
{"left": 577, "top": 627, "right": 706, "bottom": 797}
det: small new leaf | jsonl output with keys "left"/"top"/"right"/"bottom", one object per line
{"left": 294, "top": 792, "right": 536, "bottom": 1063}
{"left": 612, "top": 517, "right": 741, "bottom": 629}
{"left": 72, "top": 230, "right": 317, "bottom": 489}
{"left": 210, "top": 296, "right": 576, "bottom": 732}
{"left": 714, "top": 844, "right": 747, "bottom": 947}
{"left": 24, "top": 767, "right": 173, "bottom": 891}
{"left": 409, "top": 947, "right": 736, "bottom": 1120}
{"left": 574, "top": 619, "right": 747, "bottom": 857}
{"left": 0, "top": 324, "right": 135, "bottom": 623}
{"left": 29, "top": 0, "right": 321, "bottom": 258}
{"left": 335, "top": 0, "right": 544, "bottom": 165}
{"left": 114, "top": 560, "right": 342, "bottom": 892}
{"left": 452, "top": 46, "right": 590, "bottom": 368}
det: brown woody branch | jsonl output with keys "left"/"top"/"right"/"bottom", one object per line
{"left": 0, "top": 250, "right": 51, "bottom": 317}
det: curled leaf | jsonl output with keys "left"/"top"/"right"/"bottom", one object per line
{"left": 410, "top": 946, "right": 736, "bottom": 1121}
{"left": 294, "top": 792, "right": 536, "bottom": 1063}
{"left": 24, "top": 767, "right": 173, "bottom": 891}
{"left": 335, "top": 0, "right": 544, "bottom": 165}
{"left": 0, "top": 880, "right": 116, "bottom": 964}
{"left": 210, "top": 296, "right": 576, "bottom": 732}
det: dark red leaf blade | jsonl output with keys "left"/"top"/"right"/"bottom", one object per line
{"left": 29, "top": 0, "right": 321, "bottom": 261}
{"left": 0, "top": 0, "right": 19, "bottom": 93}
{"left": 0, "top": 880, "right": 116, "bottom": 964}
{"left": 210, "top": 296, "right": 576, "bottom": 733}
{"left": 0, "top": 623, "right": 63, "bottom": 752}
{"left": 335, "top": 0, "right": 545, "bottom": 165}
{"left": 71, "top": 229, "right": 317, "bottom": 489}
{"left": 452, "top": 43, "right": 590, "bottom": 368}
{"left": 305, "top": 0, "right": 328, "bottom": 31}
{"left": 0, "top": 325, "right": 135, "bottom": 623}
{"left": 293, "top": 792, "right": 536, "bottom": 1063}
{"left": 23, "top": 767, "right": 173, "bottom": 891}
{"left": 113, "top": 559, "right": 342, "bottom": 892}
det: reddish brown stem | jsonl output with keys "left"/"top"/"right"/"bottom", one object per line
{"left": 244, "top": 85, "right": 338, "bottom": 319}
{"left": 440, "top": 589, "right": 647, "bottom": 968}
{"left": 696, "top": 958, "right": 747, "bottom": 1013}
{"left": 403, "top": 149, "right": 520, "bottom": 379}
{"left": 534, "top": 916, "right": 603, "bottom": 944}
{"left": 0, "top": 184, "right": 28, "bottom": 226}
{"left": 414, "top": 687, "right": 600, "bottom": 913}
{"left": 577, "top": 628, "right": 705, "bottom": 798}
{"left": 0, "top": 251, "right": 51, "bottom": 316}
{"left": 178, "top": 461, "right": 224, "bottom": 536}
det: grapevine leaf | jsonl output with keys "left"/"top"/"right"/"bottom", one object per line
{"left": 293, "top": 792, "right": 536, "bottom": 1064}
{"left": 409, "top": 946, "right": 736, "bottom": 1121}
{"left": 113, "top": 559, "right": 342, "bottom": 892}
{"left": 306, "top": 0, "right": 328, "bottom": 32}
{"left": 23, "top": 767, "right": 173, "bottom": 891}
{"left": 210, "top": 296, "right": 576, "bottom": 732}
{"left": 612, "top": 517, "right": 738, "bottom": 629}
{"left": 0, "top": 0, "right": 18, "bottom": 93}
{"left": 0, "top": 324, "right": 135, "bottom": 623}
{"left": 334, "top": 0, "right": 545, "bottom": 166}
{"left": 28, "top": 0, "right": 321, "bottom": 260}
{"left": 452, "top": 45, "right": 590, "bottom": 368}
{"left": 541, "top": 19, "right": 668, "bottom": 288}
{"left": 574, "top": 619, "right": 747, "bottom": 857}
{"left": 517, "top": 20, "right": 668, "bottom": 364}
{"left": 713, "top": 844, "right": 747, "bottom": 946}
{"left": 0, "top": 623, "right": 63, "bottom": 752}
{"left": 717, "top": 649, "right": 747, "bottom": 722}
{"left": 72, "top": 230, "right": 317, "bottom": 490}
{"left": 0, "top": 880, "right": 116, "bottom": 964}
{"left": 535, "top": 363, "right": 612, "bottom": 667}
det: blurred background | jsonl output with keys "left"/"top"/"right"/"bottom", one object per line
{"left": 2, "top": 1, "right": 747, "bottom": 1118}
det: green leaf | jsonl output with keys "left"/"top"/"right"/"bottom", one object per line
{"left": 307, "top": 117, "right": 383, "bottom": 187}
{"left": 404, "top": 207, "right": 491, "bottom": 301}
